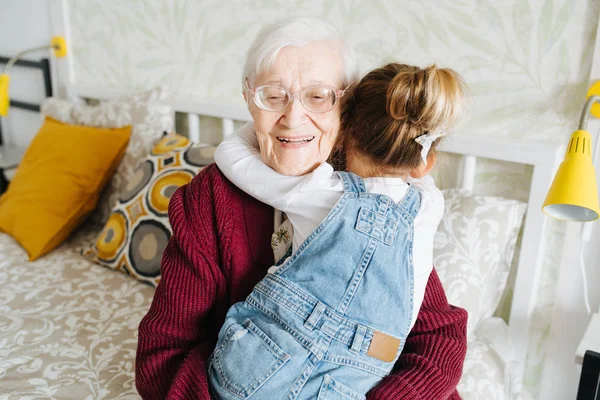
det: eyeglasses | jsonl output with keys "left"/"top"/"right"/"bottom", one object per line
{"left": 245, "top": 79, "right": 348, "bottom": 113}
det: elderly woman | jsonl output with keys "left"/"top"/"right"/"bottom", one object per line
{"left": 136, "top": 17, "right": 467, "bottom": 400}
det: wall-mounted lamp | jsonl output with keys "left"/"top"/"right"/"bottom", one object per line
{"left": 0, "top": 36, "right": 67, "bottom": 116}
{"left": 543, "top": 83, "right": 600, "bottom": 318}
{"left": 543, "top": 88, "right": 600, "bottom": 222}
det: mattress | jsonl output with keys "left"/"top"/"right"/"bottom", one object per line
{"left": 0, "top": 228, "right": 526, "bottom": 399}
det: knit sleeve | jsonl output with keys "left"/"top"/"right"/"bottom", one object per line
{"left": 135, "top": 164, "right": 228, "bottom": 400}
{"left": 366, "top": 268, "right": 468, "bottom": 400}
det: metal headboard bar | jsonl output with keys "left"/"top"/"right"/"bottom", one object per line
{"left": 0, "top": 56, "right": 53, "bottom": 106}
{"left": 439, "top": 134, "right": 563, "bottom": 389}
{"left": 0, "top": 56, "right": 53, "bottom": 146}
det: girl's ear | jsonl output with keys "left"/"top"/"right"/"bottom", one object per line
{"left": 410, "top": 154, "right": 437, "bottom": 178}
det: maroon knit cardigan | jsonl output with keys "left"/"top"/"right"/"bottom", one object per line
{"left": 135, "top": 164, "right": 467, "bottom": 399}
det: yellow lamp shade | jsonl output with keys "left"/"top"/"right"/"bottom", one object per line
{"left": 543, "top": 129, "right": 600, "bottom": 221}
{"left": 0, "top": 74, "right": 9, "bottom": 116}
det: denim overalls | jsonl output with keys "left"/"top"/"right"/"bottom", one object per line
{"left": 208, "top": 172, "right": 421, "bottom": 400}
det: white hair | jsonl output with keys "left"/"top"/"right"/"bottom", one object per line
{"left": 242, "top": 17, "right": 360, "bottom": 89}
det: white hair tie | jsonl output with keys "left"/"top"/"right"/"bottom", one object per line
{"left": 414, "top": 126, "right": 447, "bottom": 165}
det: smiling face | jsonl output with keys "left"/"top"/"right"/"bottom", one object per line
{"left": 246, "top": 41, "right": 345, "bottom": 176}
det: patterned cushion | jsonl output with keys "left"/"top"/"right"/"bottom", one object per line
{"left": 82, "top": 133, "right": 216, "bottom": 286}
{"left": 41, "top": 87, "right": 174, "bottom": 225}
{"left": 433, "top": 189, "right": 527, "bottom": 337}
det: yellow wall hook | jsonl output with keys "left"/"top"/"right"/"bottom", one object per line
{"left": 51, "top": 36, "right": 67, "bottom": 58}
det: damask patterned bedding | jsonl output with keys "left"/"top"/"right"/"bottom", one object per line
{"left": 458, "top": 318, "right": 532, "bottom": 400}
{"left": 0, "top": 226, "right": 152, "bottom": 399}
{"left": 0, "top": 226, "right": 525, "bottom": 399}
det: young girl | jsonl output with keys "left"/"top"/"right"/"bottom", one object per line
{"left": 210, "top": 63, "right": 465, "bottom": 400}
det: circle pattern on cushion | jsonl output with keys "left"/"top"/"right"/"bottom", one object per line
{"left": 184, "top": 145, "right": 216, "bottom": 167}
{"left": 95, "top": 211, "right": 128, "bottom": 262}
{"left": 147, "top": 170, "right": 196, "bottom": 216}
{"left": 152, "top": 134, "right": 189, "bottom": 155}
{"left": 119, "top": 160, "right": 154, "bottom": 203}
{"left": 83, "top": 133, "right": 216, "bottom": 287}
{"left": 128, "top": 220, "right": 171, "bottom": 277}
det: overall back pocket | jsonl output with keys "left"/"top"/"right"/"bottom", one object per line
{"left": 210, "top": 318, "right": 290, "bottom": 398}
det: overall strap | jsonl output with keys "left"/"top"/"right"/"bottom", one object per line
{"left": 401, "top": 185, "right": 422, "bottom": 218}
{"left": 337, "top": 171, "right": 367, "bottom": 194}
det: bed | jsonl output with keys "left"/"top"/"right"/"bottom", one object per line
{"left": 0, "top": 75, "right": 561, "bottom": 399}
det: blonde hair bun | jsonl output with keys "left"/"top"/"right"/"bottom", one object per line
{"left": 340, "top": 62, "right": 466, "bottom": 171}
{"left": 387, "top": 64, "right": 465, "bottom": 132}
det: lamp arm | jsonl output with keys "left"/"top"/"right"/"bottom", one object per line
{"left": 579, "top": 95, "right": 600, "bottom": 131}
{"left": 2, "top": 45, "right": 56, "bottom": 75}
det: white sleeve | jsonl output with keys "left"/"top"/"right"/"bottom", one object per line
{"left": 214, "top": 122, "right": 312, "bottom": 212}
{"left": 405, "top": 174, "right": 443, "bottom": 327}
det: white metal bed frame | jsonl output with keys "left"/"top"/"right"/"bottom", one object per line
{"left": 48, "top": 0, "right": 563, "bottom": 391}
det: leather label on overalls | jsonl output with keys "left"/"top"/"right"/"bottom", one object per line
{"left": 367, "top": 331, "right": 401, "bottom": 362}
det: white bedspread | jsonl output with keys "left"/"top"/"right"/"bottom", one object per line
{"left": 0, "top": 227, "right": 154, "bottom": 399}
{"left": 458, "top": 317, "right": 532, "bottom": 400}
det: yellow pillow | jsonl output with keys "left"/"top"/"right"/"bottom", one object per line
{"left": 0, "top": 117, "right": 132, "bottom": 260}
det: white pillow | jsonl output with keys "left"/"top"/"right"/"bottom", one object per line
{"left": 434, "top": 189, "right": 526, "bottom": 337}
{"left": 41, "top": 87, "right": 174, "bottom": 224}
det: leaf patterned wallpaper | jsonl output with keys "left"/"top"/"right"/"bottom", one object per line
{"left": 67, "top": 0, "right": 599, "bottom": 396}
